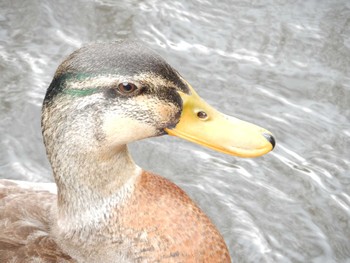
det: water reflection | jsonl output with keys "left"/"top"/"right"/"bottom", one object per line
{"left": 1, "top": 0, "right": 350, "bottom": 261}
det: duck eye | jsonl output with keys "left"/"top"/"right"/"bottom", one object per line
{"left": 117, "top": 82, "right": 137, "bottom": 94}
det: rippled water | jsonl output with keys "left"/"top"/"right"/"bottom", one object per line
{"left": 1, "top": 0, "right": 350, "bottom": 262}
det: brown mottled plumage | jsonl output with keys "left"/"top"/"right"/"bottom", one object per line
{"left": 118, "top": 171, "right": 230, "bottom": 261}
{"left": 0, "top": 41, "right": 274, "bottom": 262}
{"left": 0, "top": 172, "right": 230, "bottom": 262}
{"left": 0, "top": 180, "right": 72, "bottom": 262}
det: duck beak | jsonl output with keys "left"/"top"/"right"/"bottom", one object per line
{"left": 165, "top": 84, "right": 275, "bottom": 157}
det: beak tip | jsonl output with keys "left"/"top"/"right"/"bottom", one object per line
{"left": 262, "top": 133, "right": 276, "bottom": 150}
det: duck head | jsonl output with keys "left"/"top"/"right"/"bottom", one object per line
{"left": 42, "top": 41, "right": 275, "bottom": 165}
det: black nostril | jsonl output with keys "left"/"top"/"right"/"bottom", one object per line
{"left": 197, "top": 111, "right": 208, "bottom": 119}
{"left": 263, "top": 133, "right": 276, "bottom": 149}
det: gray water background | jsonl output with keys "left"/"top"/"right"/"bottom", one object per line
{"left": 1, "top": 0, "right": 350, "bottom": 262}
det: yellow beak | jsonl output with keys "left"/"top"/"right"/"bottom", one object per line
{"left": 165, "top": 84, "right": 275, "bottom": 157}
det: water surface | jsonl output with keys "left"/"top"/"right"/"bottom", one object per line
{"left": 1, "top": 0, "right": 349, "bottom": 262}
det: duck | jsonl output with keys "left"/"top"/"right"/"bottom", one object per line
{"left": 0, "top": 41, "right": 275, "bottom": 262}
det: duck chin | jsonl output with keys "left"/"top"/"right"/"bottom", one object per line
{"left": 103, "top": 115, "right": 159, "bottom": 148}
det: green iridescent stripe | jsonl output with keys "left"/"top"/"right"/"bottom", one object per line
{"left": 63, "top": 88, "right": 99, "bottom": 97}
